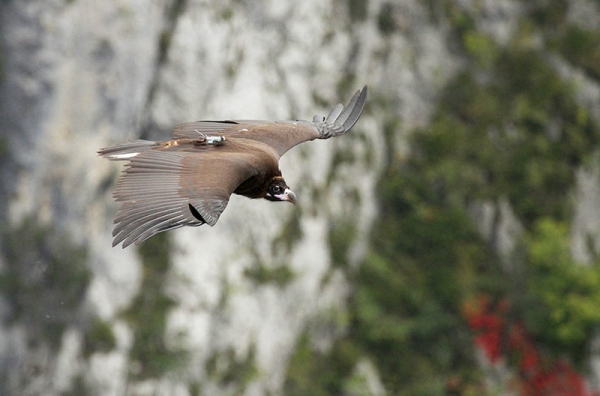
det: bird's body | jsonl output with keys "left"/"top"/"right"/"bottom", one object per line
{"left": 99, "top": 87, "right": 367, "bottom": 247}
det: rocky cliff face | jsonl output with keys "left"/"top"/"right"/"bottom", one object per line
{"left": 1, "top": 0, "right": 600, "bottom": 395}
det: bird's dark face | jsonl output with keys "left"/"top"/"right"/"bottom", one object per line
{"left": 265, "top": 178, "right": 297, "bottom": 205}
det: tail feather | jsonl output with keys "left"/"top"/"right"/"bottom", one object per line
{"left": 98, "top": 140, "right": 157, "bottom": 161}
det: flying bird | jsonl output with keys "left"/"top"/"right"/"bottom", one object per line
{"left": 99, "top": 86, "right": 367, "bottom": 248}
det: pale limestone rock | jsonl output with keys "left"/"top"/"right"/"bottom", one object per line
{"left": 2, "top": 0, "right": 600, "bottom": 395}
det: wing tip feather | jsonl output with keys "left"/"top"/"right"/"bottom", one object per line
{"left": 316, "top": 85, "right": 367, "bottom": 138}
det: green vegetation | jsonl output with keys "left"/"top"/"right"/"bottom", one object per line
{"left": 158, "top": 32, "right": 173, "bottom": 66}
{"left": 524, "top": 219, "right": 600, "bottom": 361}
{"left": 60, "top": 375, "right": 90, "bottom": 396}
{"left": 245, "top": 217, "right": 299, "bottom": 287}
{"left": 327, "top": 148, "right": 357, "bottom": 186}
{"left": 285, "top": 2, "right": 600, "bottom": 394}
{"left": 461, "top": 31, "right": 499, "bottom": 68}
{"left": 0, "top": 217, "right": 90, "bottom": 350}
{"left": 188, "top": 382, "right": 203, "bottom": 396}
{"left": 348, "top": 165, "right": 496, "bottom": 393}
{"left": 167, "top": 0, "right": 187, "bottom": 24}
{"left": 272, "top": 209, "right": 303, "bottom": 253}
{"left": 215, "top": 5, "right": 234, "bottom": 21}
{"left": 244, "top": 262, "right": 295, "bottom": 287}
{"left": 421, "top": 48, "right": 599, "bottom": 225}
{"left": 337, "top": 71, "right": 357, "bottom": 98}
{"left": 124, "top": 233, "right": 187, "bottom": 379}
{"left": 347, "top": 0, "right": 368, "bottom": 22}
{"left": 83, "top": 318, "right": 116, "bottom": 357}
{"left": 284, "top": 332, "right": 358, "bottom": 395}
{"left": 0, "top": 52, "right": 4, "bottom": 85}
{"left": 4, "top": 0, "right": 599, "bottom": 393}
{"left": 553, "top": 25, "right": 600, "bottom": 80}
{"left": 205, "top": 345, "right": 259, "bottom": 393}
{"left": 377, "top": 3, "right": 397, "bottom": 36}
{"left": 328, "top": 219, "right": 358, "bottom": 268}
{"left": 441, "top": 0, "right": 476, "bottom": 37}
{"left": 532, "top": 0, "right": 600, "bottom": 80}
{"left": 0, "top": 137, "right": 10, "bottom": 159}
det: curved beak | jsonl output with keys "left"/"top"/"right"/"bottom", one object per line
{"left": 276, "top": 188, "right": 297, "bottom": 205}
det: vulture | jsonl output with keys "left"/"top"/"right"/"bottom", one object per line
{"left": 99, "top": 86, "right": 367, "bottom": 248}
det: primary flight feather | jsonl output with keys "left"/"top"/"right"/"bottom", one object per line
{"left": 98, "top": 86, "right": 367, "bottom": 248}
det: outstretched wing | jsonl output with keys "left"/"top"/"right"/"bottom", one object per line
{"left": 109, "top": 147, "right": 257, "bottom": 248}
{"left": 171, "top": 120, "right": 270, "bottom": 140}
{"left": 169, "top": 86, "right": 368, "bottom": 157}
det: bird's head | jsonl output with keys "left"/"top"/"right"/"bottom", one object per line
{"left": 265, "top": 177, "right": 297, "bottom": 205}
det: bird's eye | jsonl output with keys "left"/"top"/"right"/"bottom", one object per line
{"left": 272, "top": 185, "right": 281, "bottom": 193}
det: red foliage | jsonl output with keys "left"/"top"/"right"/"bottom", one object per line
{"left": 463, "top": 295, "right": 507, "bottom": 363}
{"left": 463, "top": 295, "right": 598, "bottom": 396}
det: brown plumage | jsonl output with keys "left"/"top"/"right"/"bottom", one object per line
{"left": 98, "top": 86, "right": 367, "bottom": 248}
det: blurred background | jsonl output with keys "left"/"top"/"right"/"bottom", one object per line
{"left": 1, "top": 0, "right": 600, "bottom": 395}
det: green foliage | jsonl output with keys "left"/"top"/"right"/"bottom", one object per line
{"left": 327, "top": 148, "right": 357, "bottom": 185}
{"left": 347, "top": 0, "right": 368, "bottom": 22}
{"left": 167, "top": 0, "right": 187, "bottom": 23}
{"left": 337, "top": 71, "right": 357, "bottom": 98}
{"left": 349, "top": 164, "right": 496, "bottom": 393}
{"left": 244, "top": 262, "right": 295, "bottom": 287}
{"left": 524, "top": 219, "right": 600, "bottom": 356}
{"left": 530, "top": 0, "right": 600, "bottom": 80}
{"left": 206, "top": 345, "right": 259, "bottom": 392}
{"left": 158, "top": 32, "right": 172, "bottom": 65}
{"left": 0, "top": 137, "right": 8, "bottom": 159}
{"left": 83, "top": 318, "right": 116, "bottom": 357}
{"left": 285, "top": 121, "right": 499, "bottom": 394}
{"left": 284, "top": 332, "right": 359, "bottom": 395}
{"left": 441, "top": 0, "right": 476, "bottom": 37}
{"left": 425, "top": 47, "right": 600, "bottom": 226}
{"left": 60, "top": 375, "right": 90, "bottom": 396}
{"left": 329, "top": 220, "right": 358, "bottom": 268}
{"left": 216, "top": 6, "right": 234, "bottom": 21}
{"left": 396, "top": 12, "right": 600, "bottom": 378}
{"left": 124, "top": 233, "right": 186, "bottom": 379}
{"left": 286, "top": 3, "right": 600, "bottom": 393}
{"left": 462, "top": 31, "right": 499, "bottom": 68}
{"left": 530, "top": 0, "right": 567, "bottom": 28}
{"left": 555, "top": 25, "right": 600, "bottom": 80}
{"left": 0, "top": 54, "right": 4, "bottom": 87}
{"left": 188, "top": 382, "right": 202, "bottom": 396}
{"left": 0, "top": 217, "right": 90, "bottom": 349}
{"left": 382, "top": 118, "right": 400, "bottom": 164}
{"left": 377, "top": 3, "right": 397, "bottom": 35}
{"left": 272, "top": 209, "right": 303, "bottom": 253}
